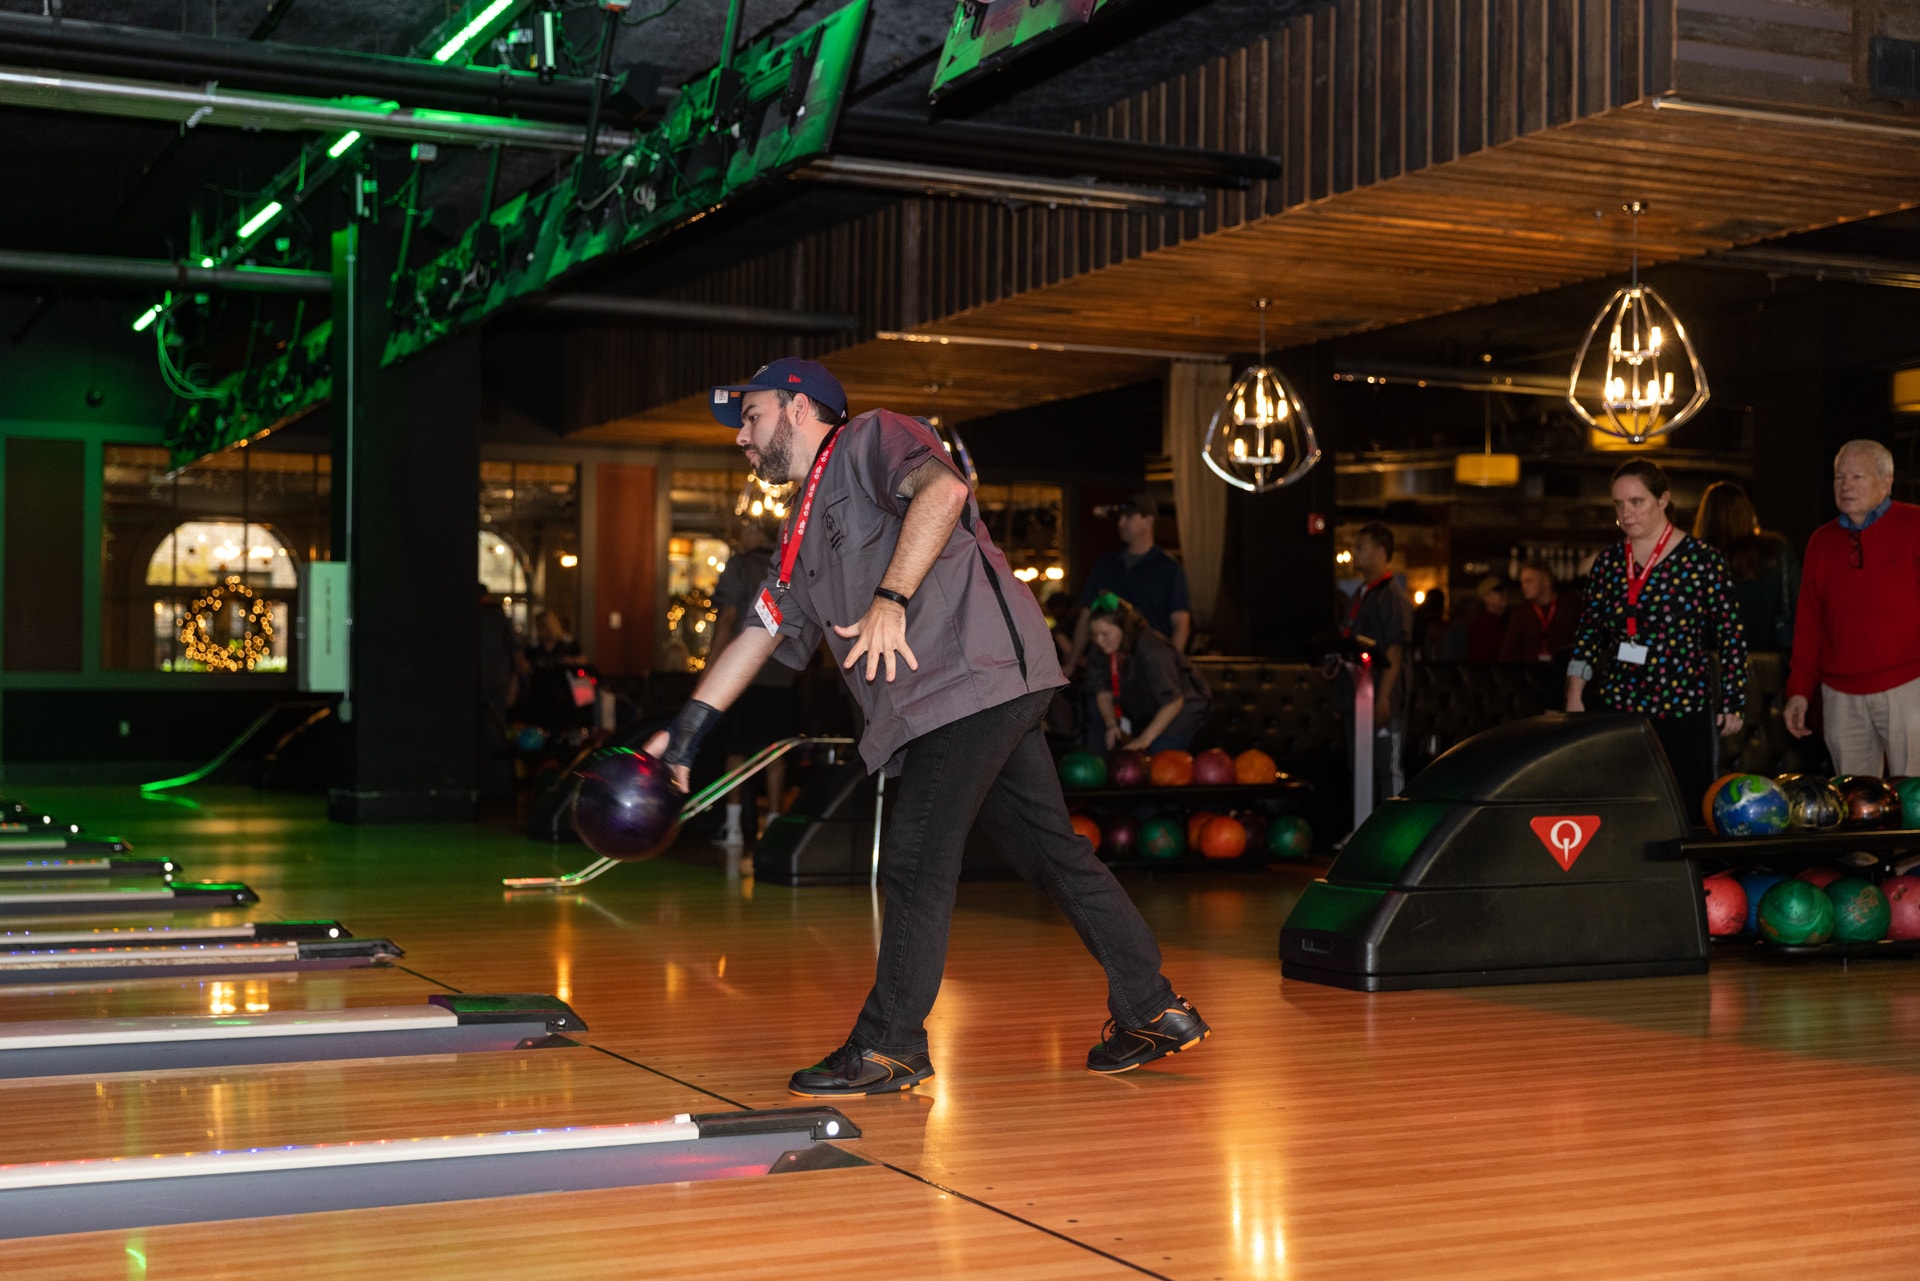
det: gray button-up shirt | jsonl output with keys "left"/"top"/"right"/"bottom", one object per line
{"left": 760, "top": 409, "right": 1064, "bottom": 773}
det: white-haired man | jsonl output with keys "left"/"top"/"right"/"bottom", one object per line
{"left": 1783, "top": 439, "right": 1920, "bottom": 776}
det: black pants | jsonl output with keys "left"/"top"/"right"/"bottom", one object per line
{"left": 1592, "top": 697, "right": 1719, "bottom": 822}
{"left": 851, "top": 689, "right": 1177, "bottom": 1057}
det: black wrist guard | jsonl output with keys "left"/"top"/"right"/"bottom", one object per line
{"left": 660, "top": 700, "right": 723, "bottom": 767}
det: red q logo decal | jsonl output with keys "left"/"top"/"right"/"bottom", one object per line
{"left": 788, "top": 375, "right": 803, "bottom": 384}
{"left": 1528, "top": 816, "right": 1601, "bottom": 871}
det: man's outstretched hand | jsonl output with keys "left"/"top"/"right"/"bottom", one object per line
{"left": 640, "top": 730, "right": 691, "bottom": 792}
{"left": 834, "top": 598, "right": 917, "bottom": 682}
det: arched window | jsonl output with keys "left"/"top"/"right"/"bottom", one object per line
{"left": 479, "top": 530, "right": 533, "bottom": 636}
{"left": 146, "top": 521, "right": 297, "bottom": 672}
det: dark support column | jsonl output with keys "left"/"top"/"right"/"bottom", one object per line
{"left": 327, "top": 223, "right": 479, "bottom": 823}
{"left": 1216, "top": 348, "right": 1339, "bottom": 659}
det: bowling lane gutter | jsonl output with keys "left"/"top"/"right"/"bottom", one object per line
{"left": 392, "top": 967, "right": 1177, "bottom": 1279}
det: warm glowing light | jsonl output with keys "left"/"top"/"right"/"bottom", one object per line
{"left": 1414, "top": 590, "right": 1427, "bottom": 605}
{"left": 1044, "top": 567, "right": 1064, "bottom": 581}
{"left": 559, "top": 553, "right": 579, "bottom": 568}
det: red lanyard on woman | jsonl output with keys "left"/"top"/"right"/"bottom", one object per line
{"left": 1622, "top": 523, "right": 1674, "bottom": 638}
{"left": 1109, "top": 652, "right": 1123, "bottom": 700}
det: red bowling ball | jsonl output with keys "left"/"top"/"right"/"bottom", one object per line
{"left": 1191, "top": 749, "right": 1238, "bottom": 787}
{"left": 1109, "top": 750, "right": 1152, "bottom": 788}
{"left": 1884, "top": 876, "right": 1920, "bottom": 940}
{"left": 1703, "top": 874, "right": 1747, "bottom": 937}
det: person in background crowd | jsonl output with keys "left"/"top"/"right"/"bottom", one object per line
{"left": 1692, "top": 480, "right": 1798, "bottom": 652}
{"left": 1500, "top": 561, "right": 1579, "bottom": 662}
{"left": 1463, "top": 575, "right": 1513, "bottom": 662}
{"left": 1065, "top": 493, "right": 1193, "bottom": 748}
{"left": 1783, "top": 440, "right": 1920, "bottom": 777}
{"left": 1068, "top": 494, "right": 1191, "bottom": 659}
{"left": 1339, "top": 523, "right": 1415, "bottom": 806}
{"left": 709, "top": 511, "right": 799, "bottom": 831}
{"left": 1084, "top": 593, "right": 1211, "bottom": 753}
{"left": 1410, "top": 587, "right": 1449, "bottom": 660}
{"left": 1566, "top": 458, "right": 1747, "bottom": 812}
{"left": 514, "top": 607, "right": 591, "bottom": 733}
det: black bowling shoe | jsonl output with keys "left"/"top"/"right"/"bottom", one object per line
{"left": 789, "top": 1041, "right": 935, "bottom": 1097}
{"left": 1086, "top": 997, "right": 1211, "bottom": 1073}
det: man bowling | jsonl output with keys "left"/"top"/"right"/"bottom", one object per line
{"left": 644, "top": 358, "right": 1207, "bottom": 1097}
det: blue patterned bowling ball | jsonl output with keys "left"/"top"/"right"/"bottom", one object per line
{"left": 1709, "top": 774, "right": 1791, "bottom": 838}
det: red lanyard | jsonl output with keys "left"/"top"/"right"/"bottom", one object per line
{"left": 1343, "top": 575, "right": 1394, "bottom": 634}
{"left": 1622, "top": 524, "right": 1674, "bottom": 638}
{"left": 1109, "top": 652, "right": 1123, "bottom": 700}
{"left": 776, "top": 424, "right": 844, "bottom": 589}
{"left": 1531, "top": 599, "right": 1557, "bottom": 632}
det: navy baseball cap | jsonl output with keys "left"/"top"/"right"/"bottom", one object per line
{"left": 709, "top": 357, "right": 847, "bottom": 429}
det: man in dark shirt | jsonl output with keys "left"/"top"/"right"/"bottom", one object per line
{"left": 1066, "top": 494, "right": 1192, "bottom": 748}
{"left": 1500, "top": 561, "right": 1580, "bottom": 662}
{"left": 1068, "top": 494, "right": 1192, "bottom": 660}
{"left": 645, "top": 358, "right": 1206, "bottom": 1097}
{"left": 1338, "top": 523, "right": 1415, "bottom": 810}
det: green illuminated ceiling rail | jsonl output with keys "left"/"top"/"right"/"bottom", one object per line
{"left": 383, "top": 0, "right": 869, "bottom": 365}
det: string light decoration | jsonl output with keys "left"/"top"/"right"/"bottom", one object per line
{"left": 1567, "top": 201, "right": 1709, "bottom": 444}
{"left": 178, "top": 575, "right": 275, "bottom": 671}
{"left": 737, "top": 475, "right": 795, "bottom": 523}
{"left": 1204, "top": 299, "right": 1321, "bottom": 493}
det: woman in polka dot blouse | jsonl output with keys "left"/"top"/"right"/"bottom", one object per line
{"left": 1565, "top": 458, "right": 1747, "bottom": 813}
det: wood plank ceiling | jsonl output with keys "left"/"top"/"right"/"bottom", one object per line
{"left": 567, "top": 0, "right": 1920, "bottom": 445}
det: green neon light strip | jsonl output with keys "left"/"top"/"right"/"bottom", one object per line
{"left": 433, "top": 0, "right": 516, "bottom": 63}
{"left": 237, "top": 200, "right": 285, "bottom": 240}
{"left": 326, "top": 130, "right": 363, "bottom": 158}
{"left": 131, "top": 304, "right": 163, "bottom": 333}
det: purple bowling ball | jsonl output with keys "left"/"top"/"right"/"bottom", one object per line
{"left": 571, "top": 748, "right": 682, "bottom": 861}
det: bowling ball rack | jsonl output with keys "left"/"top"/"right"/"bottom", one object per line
{"left": 1064, "top": 778, "right": 1314, "bottom": 871}
{"left": 1664, "top": 828, "right": 1920, "bottom": 960}
{"left": 503, "top": 736, "right": 856, "bottom": 891}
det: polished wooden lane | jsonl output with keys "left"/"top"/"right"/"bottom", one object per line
{"left": 0, "top": 966, "right": 441, "bottom": 1024}
{"left": 3, "top": 785, "right": 1919, "bottom": 1278}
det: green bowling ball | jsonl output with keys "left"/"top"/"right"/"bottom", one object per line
{"left": 1139, "top": 816, "right": 1186, "bottom": 861}
{"left": 1758, "top": 878, "right": 1836, "bottom": 946}
{"left": 1059, "top": 750, "right": 1107, "bottom": 790}
{"left": 1894, "top": 777, "right": 1920, "bottom": 830}
{"left": 1266, "top": 815, "right": 1314, "bottom": 860}
{"left": 1827, "top": 878, "right": 1891, "bottom": 943}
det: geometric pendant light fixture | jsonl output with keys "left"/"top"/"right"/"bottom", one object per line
{"left": 1567, "top": 201, "right": 1710, "bottom": 445}
{"left": 1203, "top": 299, "right": 1322, "bottom": 493}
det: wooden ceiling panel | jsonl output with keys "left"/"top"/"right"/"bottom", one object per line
{"left": 585, "top": 107, "right": 1920, "bottom": 443}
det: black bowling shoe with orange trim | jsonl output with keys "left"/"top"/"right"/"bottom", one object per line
{"left": 789, "top": 1041, "right": 935, "bottom": 1097}
{"left": 1086, "top": 997, "right": 1210, "bottom": 1073}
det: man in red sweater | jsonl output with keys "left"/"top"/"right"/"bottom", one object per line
{"left": 1783, "top": 439, "right": 1920, "bottom": 776}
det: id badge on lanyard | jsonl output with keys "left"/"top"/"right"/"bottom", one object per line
{"left": 1618, "top": 526, "right": 1672, "bottom": 666}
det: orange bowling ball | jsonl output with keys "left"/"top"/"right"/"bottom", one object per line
{"left": 1070, "top": 814, "right": 1102, "bottom": 852}
{"left": 1233, "top": 749, "right": 1278, "bottom": 785}
{"left": 1186, "top": 811, "right": 1220, "bottom": 848}
{"left": 1198, "top": 815, "right": 1248, "bottom": 860}
{"left": 1150, "top": 750, "right": 1194, "bottom": 787}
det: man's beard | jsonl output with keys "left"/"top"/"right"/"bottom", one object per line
{"left": 751, "top": 407, "right": 796, "bottom": 484}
